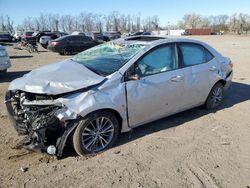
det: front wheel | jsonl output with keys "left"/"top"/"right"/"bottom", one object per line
{"left": 72, "top": 111, "right": 119, "bottom": 156}
{"left": 205, "top": 82, "right": 224, "bottom": 109}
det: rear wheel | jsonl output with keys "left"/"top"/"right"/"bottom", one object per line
{"left": 0, "top": 69, "right": 7, "bottom": 73}
{"left": 72, "top": 111, "right": 119, "bottom": 156}
{"left": 205, "top": 82, "right": 224, "bottom": 109}
{"left": 63, "top": 47, "right": 73, "bottom": 55}
{"left": 41, "top": 43, "right": 48, "bottom": 49}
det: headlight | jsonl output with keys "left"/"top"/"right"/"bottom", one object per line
{"left": 0, "top": 50, "right": 7, "bottom": 57}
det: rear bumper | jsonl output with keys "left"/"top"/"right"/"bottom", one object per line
{"left": 47, "top": 46, "right": 57, "bottom": 52}
{"left": 0, "top": 60, "right": 11, "bottom": 71}
{"left": 224, "top": 71, "right": 233, "bottom": 90}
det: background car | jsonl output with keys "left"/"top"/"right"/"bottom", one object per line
{"left": 21, "top": 31, "right": 34, "bottom": 40}
{"left": 39, "top": 32, "right": 68, "bottom": 49}
{"left": 13, "top": 31, "right": 23, "bottom": 41}
{"left": 0, "top": 45, "right": 11, "bottom": 73}
{"left": 47, "top": 35, "right": 101, "bottom": 55}
{"left": 181, "top": 31, "right": 192, "bottom": 35}
{"left": 0, "top": 32, "right": 13, "bottom": 42}
{"left": 84, "top": 32, "right": 110, "bottom": 42}
{"left": 103, "top": 32, "right": 121, "bottom": 40}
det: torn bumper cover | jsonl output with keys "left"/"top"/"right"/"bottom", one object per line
{"left": 5, "top": 90, "right": 78, "bottom": 157}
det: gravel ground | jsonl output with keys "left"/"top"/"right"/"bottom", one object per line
{"left": 0, "top": 35, "right": 249, "bottom": 188}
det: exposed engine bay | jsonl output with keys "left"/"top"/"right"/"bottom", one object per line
{"left": 5, "top": 90, "right": 77, "bottom": 157}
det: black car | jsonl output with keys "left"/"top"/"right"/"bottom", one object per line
{"left": 47, "top": 35, "right": 100, "bottom": 55}
{"left": 103, "top": 32, "right": 121, "bottom": 40}
{"left": 0, "top": 32, "right": 12, "bottom": 42}
{"left": 181, "top": 31, "right": 192, "bottom": 36}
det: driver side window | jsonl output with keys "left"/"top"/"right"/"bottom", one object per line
{"left": 136, "top": 44, "right": 177, "bottom": 77}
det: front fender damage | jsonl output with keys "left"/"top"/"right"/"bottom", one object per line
{"left": 5, "top": 78, "right": 128, "bottom": 157}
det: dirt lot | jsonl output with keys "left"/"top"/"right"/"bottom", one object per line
{"left": 0, "top": 35, "right": 249, "bottom": 188}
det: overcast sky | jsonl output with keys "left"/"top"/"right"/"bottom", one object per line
{"left": 1, "top": 0, "right": 250, "bottom": 26}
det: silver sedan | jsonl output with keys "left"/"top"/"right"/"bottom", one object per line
{"left": 5, "top": 36, "right": 233, "bottom": 156}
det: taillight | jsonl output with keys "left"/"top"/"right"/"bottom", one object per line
{"left": 51, "top": 42, "right": 59, "bottom": 46}
{"left": 229, "top": 61, "right": 233, "bottom": 68}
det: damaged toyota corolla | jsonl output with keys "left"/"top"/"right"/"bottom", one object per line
{"left": 5, "top": 36, "right": 233, "bottom": 157}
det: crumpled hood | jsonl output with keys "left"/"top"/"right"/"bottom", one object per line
{"left": 9, "top": 59, "right": 105, "bottom": 95}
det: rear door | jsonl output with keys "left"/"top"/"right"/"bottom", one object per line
{"left": 125, "top": 43, "right": 186, "bottom": 127}
{"left": 69, "top": 36, "right": 82, "bottom": 52}
{"left": 80, "top": 36, "right": 96, "bottom": 51}
{"left": 178, "top": 42, "right": 217, "bottom": 107}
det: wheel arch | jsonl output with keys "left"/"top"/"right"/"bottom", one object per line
{"left": 217, "top": 79, "right": 226, "bottom": 87}
{"left": 56, "top": 108, "right": 123, "bottom": 157}
{"left": 83, "top": 108, "right": 123, "bottom": 133}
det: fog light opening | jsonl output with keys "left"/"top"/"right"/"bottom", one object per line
{"left": 47, "top": 145, "right": 57, "bottom": 155}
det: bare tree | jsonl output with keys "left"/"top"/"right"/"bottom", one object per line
{"left": 22, "top": 17, "right": 34, "bottom": 31}
{"left": 228, "top": 13, "right": 250, "bottom": 34}
{"left": 5, "top": 11, "right": 249, "bottom": 35}
{"left": 210, "top": 15, "right": 229, "bottom": 31}
{"left": 93, "top": 13, "right": 104, "bottom": 32}
{"left": 60, "top": 15, "right": 74, "bottom": 33}
{"left": 0, "top": 15, "right": 15, "bottom": 33}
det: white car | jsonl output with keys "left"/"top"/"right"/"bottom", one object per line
{"left": 39, "top": 32, "right": 68, "bottom": 49}
{"left": 13, "top": 31, "right": 23, "bottom": 41}
{"left": 5, "top": 36, "right": 233, "bottom": 156}
{"left": 0, "top": 45, "right": 11, "bottom": 73}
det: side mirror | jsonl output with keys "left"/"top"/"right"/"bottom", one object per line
{"left": 128, "top": 74, "right": 140, "bottom": 81}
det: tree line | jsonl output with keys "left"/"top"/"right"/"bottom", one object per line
{"left": 1, "top": 12, "right": 250, "bottom": 34}
{"left": 177, "top": 13, "right": 250, "bottom": 34}
{"left": 0, "top": 11, "right": 159, "bottom": 34}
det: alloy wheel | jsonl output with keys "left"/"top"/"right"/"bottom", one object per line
{"left": 81, "top": 117, "right": 115, "bottom": 152}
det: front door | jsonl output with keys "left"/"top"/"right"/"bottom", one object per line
{"left": 125, "top": 44, "right": 185, "bottom": 127}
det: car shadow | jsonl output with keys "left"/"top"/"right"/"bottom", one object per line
{"left": 10, "top": 55, "right": 33, "bottom": 59}
{"left": 54, "top": 81, "right": 250, "bottom": 159}
{"left": 0, "top": 42, "right": 14, "bottom": 46}
{"left": 116, "top": 81, "right": 250, "bottom": 147}
{"left": 0, "top": 70, "right": 30, "bottom": 83}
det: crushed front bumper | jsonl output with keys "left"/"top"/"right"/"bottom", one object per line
{"left": 4, "top": 90, "right": 78, "bottom": 157}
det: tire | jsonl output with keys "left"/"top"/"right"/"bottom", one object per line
{"left": 41, "top": 43, "right": 48, "bottom": 49}
{"left": 205, "top": 82, "right": 224, "bottom": 109}
{"left": 72, "top": 111, "right": 119, "bottom": 156}
{"left": 63, "top": 47, "right": 73, "bottom": 55}
{"left": 0, "top": 69, "right": 7, "bottom": 73}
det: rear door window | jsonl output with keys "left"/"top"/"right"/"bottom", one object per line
{"left": 69, "top": 36, "right": 81, "bottom": 41}
{"left": 179, "top": 43, "right": 214, "bottom": 67}
{"left": 81, "top": 36, "right": 92, "bottom": 42}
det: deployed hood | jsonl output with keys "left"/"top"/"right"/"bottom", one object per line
{"left": 9, "top": 59, "right": 105, "bottom": 95}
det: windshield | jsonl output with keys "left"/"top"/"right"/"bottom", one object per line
{"left": 72, "top": 42, "right": 145, "bottom": 76}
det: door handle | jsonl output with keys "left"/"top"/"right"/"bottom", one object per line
{"left": 171, "top": 75, "right": 184, "bottom": 82}
{"left": 209, "top": 66, "right": 217, "bottom": 72}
